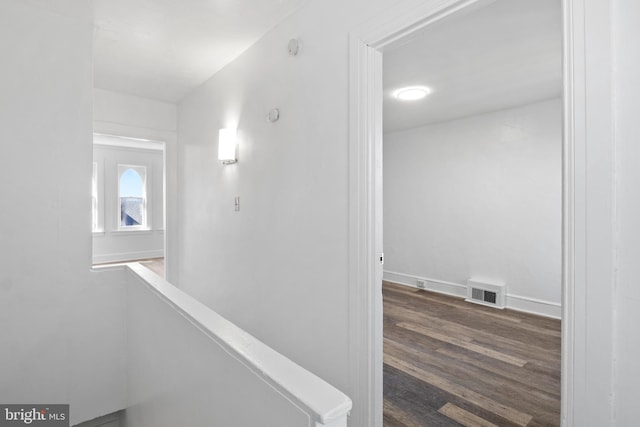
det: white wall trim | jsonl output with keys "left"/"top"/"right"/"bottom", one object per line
{"left": 561, "top": 1, "right": 615, "bottom": 425}
{"left": 93, "top": 249, "right": 164, "bottom": 265}
{"left": 94, "top": 133, "right": 164, "bottom": 151}
{"left": 383, "top": 271, "right": 562, "bottom": 318}
{"left": 506, "top": 294, "right": 561, "bottom": 319}
{"left": 92, "top": 120, "right": 179, "bottom": 285}
{"left": 109, "top": 229, "right": 163, "bottom": 237}
{"left": 561, "top": 2, "right": 577, "bottom": 423}
{"left": 383, "top": 271, "right": 466, "bottom": 297}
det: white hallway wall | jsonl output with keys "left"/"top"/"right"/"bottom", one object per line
{"left": 176, "top": 1, "right": 404, "bottom": 421}
{"left": 93, "top": 89, "right": 177, "bottom": 135}
{"left": 384, "top": 99, "right": 562, "bottom": 317}
{"left": 0, "top": 2, "right": 126, "bottom": 424}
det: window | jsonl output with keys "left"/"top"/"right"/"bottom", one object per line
{"left": 118, "top": 165, "right": 147, "bottom": 229}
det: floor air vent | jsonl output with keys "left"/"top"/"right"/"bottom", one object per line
{"left": 466, "top": 279, "right": 505, "bottom": 309}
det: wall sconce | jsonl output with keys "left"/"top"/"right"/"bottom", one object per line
{"left": 218, "top": 128, "right": 237, "bottom": 164}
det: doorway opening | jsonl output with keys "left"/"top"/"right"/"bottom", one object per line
{"left": 381, "top": 1, "right": 562, "bottom": 423}
{"left": 348, "top": 0, "right": 573, "bottom": 426}
{"left": 92, "top": 133, "right": 166, "bottom": 278}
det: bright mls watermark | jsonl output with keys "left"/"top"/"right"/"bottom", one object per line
{"left": 0, "top": 405, "right": 68, "bottom": 426}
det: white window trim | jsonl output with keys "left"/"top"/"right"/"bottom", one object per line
{"left": 117, "top": 163, "right": 149, "bottom": 231}
{"left": 92, "top": 160, "right": 105, "bottom": 233}
{"left": 92, "top": 161, "right": 98, "bottom": 232}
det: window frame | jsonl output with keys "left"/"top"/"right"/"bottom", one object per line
{"left": 116, "top": 163, "right": 149, "bottom": 231}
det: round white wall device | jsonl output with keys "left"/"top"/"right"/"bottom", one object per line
{"left": 267, "top": 108, "right": 280, "bottom": 123}
{"left": 288, "top": 38, "right": 300, "bottom": 56}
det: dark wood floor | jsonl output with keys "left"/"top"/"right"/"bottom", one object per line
{"left": 383, "top": 281, "right": 561, "bottom": 427}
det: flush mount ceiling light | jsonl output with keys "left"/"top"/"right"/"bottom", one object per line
{"left": 393, "top": 86, "right": 431, "bottom": 101}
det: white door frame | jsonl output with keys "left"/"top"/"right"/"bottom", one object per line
{"left": 348, "top": 0, "right": 615, "bottom": 426}
{"left": 92, "top": 122, "right": 179, "bottom": 284}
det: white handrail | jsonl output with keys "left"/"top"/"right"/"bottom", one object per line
{"left": 125, "top": 263, "right": 352, "bottom": 426}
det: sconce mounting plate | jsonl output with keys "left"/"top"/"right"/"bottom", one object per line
{"left": 267, "top": 108, "right": 280, "bottom": 123}
{"left": 288, "top": 38, "right": 300, "bottom": 56}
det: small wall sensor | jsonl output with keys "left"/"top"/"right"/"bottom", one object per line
{"left": 288, "top": 38, "right": 300, "bottom": 56}
{"left": 267, "top": 108, "right": 280, "bottom": 123}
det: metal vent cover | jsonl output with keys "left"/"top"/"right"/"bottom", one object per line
{"left": 484, "top": 290, "right": 497, "bottom": 304}
{"left": 466, "top": 279, "right": 506, "bottom": 309}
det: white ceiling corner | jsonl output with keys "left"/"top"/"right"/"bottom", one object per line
{"left": 383, "top": 0, "right": 562, "bottom": 133}
{"left": 93, "top": 0, "right": 309, "bottom": 103}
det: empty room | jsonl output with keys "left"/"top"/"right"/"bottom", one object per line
{"left": 381, "top": 0, "right": 563, "bottom": 425}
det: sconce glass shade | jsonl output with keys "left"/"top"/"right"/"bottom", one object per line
{"left": 218, "top": 128, "right": 237, "bottom": 164}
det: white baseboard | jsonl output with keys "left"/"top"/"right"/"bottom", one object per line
{"left": 505, "top": 294, "right": 561, "bottom": 319}
{"left": 383, "top": 271, "right": 467, "bottom": 298}
{"left": 93, "top": 249, "right": 164, "bottom": 265}
{"left": 383, "top": 270, "right": 561, "bottom": 319}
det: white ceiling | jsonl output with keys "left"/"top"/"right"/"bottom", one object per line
{"left": 383, "top": 0, "right": 562, "bottom": 133}
{"left": 93, "top": 0, "right": 308, "bottom": 102}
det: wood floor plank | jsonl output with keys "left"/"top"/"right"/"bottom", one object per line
{"left": 383, "top": 281, "right": 559, "bottom": 327}
{"left": 383, "top": 282, "right": 471, "bottom": 311}
{"left": 383, "top": 281, "right": 560, "bottom": 426}
{"left": 396, "top": 321, "right": 528, "bottom": 367}
{"left": 383, "top": 281, "right": 522, "bottom": 324}
{"left": 385, "top": 337, "right": 560, "bottom": 419}
{"left": 384, "top": 400, "right": 431, "bottom": 427}
{"left": 384, "top": 293, "right": 561, "bottom": 350}
{"left": 385, "top": 302, "right": 561, "bottom": 365}
{"left": 438, "top": 403, "right": 498, "bottom": 427}
{"left": 384, "top": 363, "right": 466, "bottom": 426}
{"left": 385, "top": 353, "right": 534, "bottom": 426}
{"left": 383, "top": 281, "right": 561, "bottom": 338}
{"left": 434, "top": 347, "right": 561, "bottom": 399}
